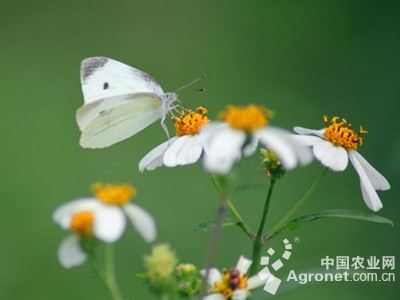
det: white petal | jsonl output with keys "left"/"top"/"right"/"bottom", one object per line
{"left": 58, "top": 235, "right": 87, "bottom": 269}
{"left": 52, "top": 198, "right": 100, "bottom": 230}
{"left": 138, "top": 138, "right": 177, "bottom": 172}
{"left": 247, "top": 274, "right": 267, "bottom": 289}
{"left": 260, "top": 128, "right": 314, "bottom": 167}
{"left": 349, "top": 151, "right": 383, "bottom": 212}
{"left": 201, "top": 124, "right": 246, "bottom": 174}
{"left": 360, "top": 182, "right": 383, "bottom": 212}
{"left": 350, "top": 151, "right": 390, "bottom": 191}
{"left": 313, "top": 140, "right": 348, "bottom": 171}
{"left": 123, "top": 203, "right": 157, "bottom": 243}
{"left": 293, "top": 126, "right": 325, "bottom": 137}
{"left": 243, "top": 137, "right": 258, "bottom": 157}
{"left": 201, "top": 268, "right": 222, "bottom": 287}
{"left": 203, "top": 294, "right": 224, "bottom": 300}
{"left": 291, "top": 134, "right": 324, "bottom": 146}
{"left": 256, "top": 127, "right": 298, "bottom": 170}
{"left": 289, "top": 135, "right": 314, "bottom": 166}
{"left": 163, "top": 135, "right": 203, "bottom": 167}
{"left": 93, "top": 205, "right": 126, "bottom": 243}
{"left": 199, "top": 121, "right": 226, "bottom": 138}
{"left": 232, "top": 289, "right": 249, "bottom": 300}
{"left": 236, "top": 256, "right": 252, "bottom": 275}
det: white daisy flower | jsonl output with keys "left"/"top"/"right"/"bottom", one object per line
{"left": 293, "top": 116, "right": 390, "bottom": 212}
{"left": 139, "top": 107, "right": 209, "bottom": 171}
{"left": 202, "top": 256, "right": 266, "bottom": 300}
{"left": 200, "top": 105, "right": 313, "bottom": 175}
{"left": 53, "top": 183, "right": 157, "bottom": 268}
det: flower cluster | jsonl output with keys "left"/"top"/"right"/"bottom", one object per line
{"left": 293, "top": 116, "right": 390, "bottom": 211}
{"left": 55, "top": 94, "right": 391, "bottom": 300}
{"left": 140, "top": 244, "right": 203, "bottom": 297}
{"left": 202, "top": 256, "right": 265, "bottom": 300}
{"left": 139, "top": 105, "right": 389, "bottom": 212}
{"left": 53, "top": 183, "right": 156, "bottom": 268}
{"left": 141, "top": 104, "right": 312, "bottom": 175}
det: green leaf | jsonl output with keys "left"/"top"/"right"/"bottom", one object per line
{"left": 194, "top": 219, "right": 237, "bottom": 235}
{"left": 289, "top": 209, "right": 393, "bottom": 227}
{"left": 268, "top": 209, "right": 393, "bottom": 240}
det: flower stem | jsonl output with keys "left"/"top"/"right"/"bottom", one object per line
{"left": 227, "top": 201, "right": 255, "bottom": 240}
{"left": 201, "top": 196, "right": 228, "bottom": 286}
{"left": 249, "top": 180, "right": 276, "bottom": 275}
{"left": 199, "top": 175, "right": 230, "bottom": 298}
{"left": 264, "top": 167, "right": 328, "bottom": 241}
{"left": 104, "top": 244, "right": 124, "bottom": 300}
{"left": 210, "top": 175, "right": 254, "bottom": 240}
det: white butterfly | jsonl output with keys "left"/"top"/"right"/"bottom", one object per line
{"left": 76, "top": 57, "right": 178, "bottom": 149}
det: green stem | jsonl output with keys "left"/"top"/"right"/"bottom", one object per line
{"left": 249, "top": 180, "right": 276, "bottom": 275}
{"left": 227, "top": 201, "right": 255, "bottom": 240}
{"left": 210, "top": 175, "right": 255, "bottom": 240}
{"left": 199, "top": 175, "right": 232, "bottom": 299}
{"left": 201, "top": 195, "right": 228, "bottom": 299}
{"left": 104, "top": 244, "right": 124, "bottom": 300}
{"left": 264, "top": 167, "right": 327, "bottom": 241}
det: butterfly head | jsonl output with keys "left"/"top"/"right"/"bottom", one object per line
{"left": 163, "top": 92, "right": 178, "bottom": 103}
{"left": 161, "top": 92, "right": 179, "bottom": 115}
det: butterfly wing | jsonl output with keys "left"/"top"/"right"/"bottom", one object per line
{"left": 78, "top": 93, "right": 163, "bottom": 149}
{"left": 77, "top": 57, "right": 170, "bottom": 149}
{"left": 80, "top": 56, "right": 164, "bottom": 104}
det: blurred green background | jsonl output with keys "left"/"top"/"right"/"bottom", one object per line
{"left": 0, "top": 0, "right": 399, "bottom": 299}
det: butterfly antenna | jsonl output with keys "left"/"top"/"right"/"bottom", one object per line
{"left": 175, "top": 74, "right": 207, "bottom": 92}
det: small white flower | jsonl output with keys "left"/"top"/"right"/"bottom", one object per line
{"left": 293, "top": 116, "right": 390, "bottom": 212}
{"left": 202, "top": 256, "right": 266, "bottom": 300}
{"left": 200, "top": 105, "right": 312, "bottom": 175}
{"left": 53, "top": 183, "right": 156, "bottom": 268}
{"left": 139, "top": 107, "right": 209, "bottom": 171}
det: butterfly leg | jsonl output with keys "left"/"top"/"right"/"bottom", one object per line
{"left": 160, "top": 119, "right": 171, "bottom": 143}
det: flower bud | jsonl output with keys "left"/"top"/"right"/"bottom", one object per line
{"left": 144, "top": 244, "right": 178, "bottom": 286}
{"left": 260, "top": 148, "right": 285, "bottom": 180}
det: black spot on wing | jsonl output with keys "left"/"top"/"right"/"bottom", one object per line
{"left": 81, "top": 57, "right": 108, "bottom": 81}
{"left": 103, "top": 82, "right": 109, "bottom": 89}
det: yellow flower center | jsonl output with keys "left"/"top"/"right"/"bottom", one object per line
{"left": 220, "top": 105, "right": 272, "bottom": 132}
{"left": 323, "top": 115, "right": 367, "bottom": 150}
{"left": 213, "top": 268, "right": 248, "bottom": 299}
{"left": 70, "top": 210, "right": 94, "bottom": 236}
{"left": 174, "top": 106, "right": 209, "bottom": 136}
{"left": 92, "top": 183, "right": 136, "bottom": 206}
